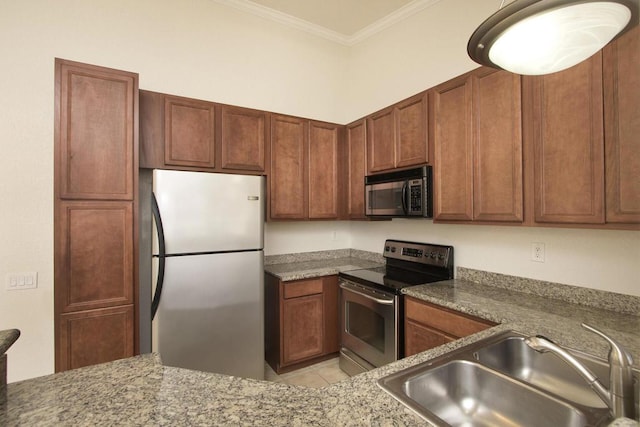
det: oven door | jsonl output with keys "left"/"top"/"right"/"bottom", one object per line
{"left": 339, "top": 279, "right": 398, "bottom": 370}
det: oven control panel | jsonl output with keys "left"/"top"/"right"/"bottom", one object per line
{"left": 383, "top": 239, "right": 452, "bottom": 268}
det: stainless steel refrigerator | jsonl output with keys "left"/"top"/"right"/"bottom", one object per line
{"left": 146, "top": 169, "right": 264, "bottom": 380}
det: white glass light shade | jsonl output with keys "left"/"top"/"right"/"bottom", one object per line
{"left": 468, "top": 0, "right": 638, "bottom": 75}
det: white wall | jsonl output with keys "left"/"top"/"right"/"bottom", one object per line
{"left": 0, "top": 0, "right": 347, "bottom": 382}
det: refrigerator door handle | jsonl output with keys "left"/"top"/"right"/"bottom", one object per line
{"left": 151, "top": 192, "right": 166, "bottom": 320}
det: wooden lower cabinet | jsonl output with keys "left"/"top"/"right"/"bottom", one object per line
{"left": 404, "top": 296, "right": 495, "bottom": 357}
{"left": 57, "top": 305, "right": 134, "bottom": 372}
{"left": 265, "top": 274, "right": 339, "bottom": 373}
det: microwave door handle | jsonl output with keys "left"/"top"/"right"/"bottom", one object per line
{"left": 401, "top": 182, "right": 408, "bottom": 215}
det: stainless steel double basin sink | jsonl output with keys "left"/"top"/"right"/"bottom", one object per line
{"left": 378, "top": 330, "right": 636, "bottom": 426}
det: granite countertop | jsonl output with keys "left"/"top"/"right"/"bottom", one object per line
{"left": 264, "top": 251, "right": 384, "bottom": 281}
{"left": 2, "top": 261, "right": 639, "bottom": 426}
{"left": 0, "top": 330, "right": 20, "bottom": 356}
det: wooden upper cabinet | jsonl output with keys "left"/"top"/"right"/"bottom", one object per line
{"left": 473, "top": 69, "right": 523, "bottom": 222}
{"left": 603, "top": 26, "right": 640, "bottom": 224}
{"left": 56, "top": 60, "right": 136, "bottom": 200}
{"left": 396, "top": 93, "right": 429, "bottom": 168}
{"left": 346, "top": 120, "right": 367, "bottom": 219}
{"left": 308, "top": 121, "right": 339, "bottom": 219}
{"left": 269, "top": 115, "right": 308, "bottom": 219}
{"left": 530, "top": 54, "right": 605, "bottom": 224}
{"left": 219, "top": 105, "right": 267, "bottom": 172}
{"left": 164, "top": 95, "right": 216, "bottom": 169}
{"left": 367, "top": 92, "right": 428, "bottom": 174}
{"left": 433, "top": 68, "right": 522, "bottom": 223}
{"left": 432, "top": 74, "right": 474, "bottom": 221}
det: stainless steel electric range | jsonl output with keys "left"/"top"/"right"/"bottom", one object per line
{"left": 338, "top": 239, "right": 454, "bottom": 376}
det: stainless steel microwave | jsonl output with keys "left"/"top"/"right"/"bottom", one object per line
{"left": 365, "top": 166, "right": 433, "bottom": 218}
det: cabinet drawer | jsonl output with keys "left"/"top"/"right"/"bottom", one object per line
{"left": 405, "top": 297, "right": 494, "bottom": 338}
{"left": 283, "top": 279, "right": 323, "bottom": 299}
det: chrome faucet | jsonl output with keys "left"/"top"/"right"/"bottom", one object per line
{"left": 525, "top": 323, "right": 635, "bottom": 420}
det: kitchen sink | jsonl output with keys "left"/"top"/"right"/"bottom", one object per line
{"left": 472, "top": 335, "right": 610, "bottom": 408}
{"left": 401, "top": 359, "right": 588, "bottom": 427}
{"left": 378, "top": 330, "right": 618, "bottom": 426}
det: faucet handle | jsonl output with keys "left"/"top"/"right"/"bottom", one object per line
{"left": 581, "top": 323, "right": 634, "bottom": 367}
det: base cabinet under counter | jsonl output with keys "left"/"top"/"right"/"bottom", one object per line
{"left": 404, "top": 296, "right": 496, "bottom": 357}
{"left": 265, "top": 274, "right": 339, "bottom": 374}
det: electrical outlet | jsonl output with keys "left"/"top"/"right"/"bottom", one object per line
{"left": 531, "top": 242, "right": 545, "bottom": 263}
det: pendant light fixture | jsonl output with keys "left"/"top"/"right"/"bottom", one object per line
{"left": 468, "top": 0, "right": 639, "bottom": 75}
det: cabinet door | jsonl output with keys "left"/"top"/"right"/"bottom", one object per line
{"left": 404, "top": 319, "right": 453, "bottom": 358}
{"left": 269, "top": 115, "right": 308, "bottom": 219}
{"left": 56, "top": 201, "right": 134, "bottom": 313}
{"left": 346, "top": 120, "right": 367, "bottom": 219}
{"left": 57, "top": 305, "right": 134, "bottom": 371}
{"left": 604, "top": 26, "right": 640, "bottom": 224}
{"left": 395, "top": 92, "right": 428, "bottom": 168}
{"left": 367, "top": 107, "right": 396, "bottom": 173}
{"left": 56, "top": 60, "right": 136, "bottom": 200}
{"left": 164, "top": 95, "right": 216, "bottom": 168}
{"left": 282, "top": 294, "right": 324, "bottom": 365}
{"left": 531, "top": 54, "right": 605, "bottom": 224}
{"left": 308, "top": 121, "right": 339, "bottom": 219}
{"left": 433, "top": 75, "right": 474, "bottom": 220}
{"left": 473, "top": 69, "right": 523, "bottom": 222}
{"left": 219, "top": 105, "right": 267, "bottom": 172}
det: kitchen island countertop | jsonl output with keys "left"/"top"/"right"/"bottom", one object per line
{"left": 3, "top": 265, "right": 639, "bottom": 426}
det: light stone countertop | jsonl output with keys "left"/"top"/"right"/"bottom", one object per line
{"left": 264, "top": 252, "right": 384, "bottom": 282}
{"left": 2, "top": 256, "right": 639, "bottom": 426}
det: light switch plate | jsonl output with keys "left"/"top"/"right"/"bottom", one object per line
{"left": 6, "top": 272, "right": 38, "bottom": 290}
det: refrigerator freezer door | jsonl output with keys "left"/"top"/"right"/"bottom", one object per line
{"left": 152, "top": 170, "right": 264, "bottom": 254}
{"left": 155, "top": 250, "right": 264, "bottom": 380}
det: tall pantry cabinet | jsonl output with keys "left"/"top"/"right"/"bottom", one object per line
{"left": 54, "top": 59, "right": 139, "bottom": 372}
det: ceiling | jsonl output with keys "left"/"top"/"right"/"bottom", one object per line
{"left": 214, "top": 0, "right": 444, "bottom": 45}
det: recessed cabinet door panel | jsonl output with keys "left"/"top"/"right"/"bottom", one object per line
{"left": 57, "top": 62, "right": 136, "bottom": 200}
{"left": 282, "top": 294, "right": 324, "bottom": 365}
{"left": 57, "top": 305, "right": 134, "bottom": 371}
{"left": 396, "top": 93, "right": 428, "bottom": 168}
{"left": 57, "top": 201, "right": 133, "bottom": 312}
{"left": 533, "top": 54, "right": 605, "bottom": 224}
{"left": 346, "top": 120, "right": 367, "bottom": 219}
{"left": 433, "top": 76, "right": 474, "bottom": 220}
{"left": 367, "top": 107, "right": 396, "bottom": 173}
{"left": 309, "top": 121, "right": 339, "bottom": 219}
{"left": 604, "top": 26, "right": 640, "bottom": 224}
{"left": 164, "top": 96, "right": 215, "bottom": 168}
{"left": 473, "top": 70, "right": 523, "bottom": 222}
{"left": 270, "top": 115, "right": 307, "bottom": 219}
{"left": 220, "top": 105, "right": 266, "bottom": 172}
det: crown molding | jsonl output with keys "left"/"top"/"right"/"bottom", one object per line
{"left": 211, "top": 0, "right": 445, "bottom": 46}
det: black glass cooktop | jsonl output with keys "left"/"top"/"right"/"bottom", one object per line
{"left": 339, "top": 266, "right": 449, "bottom": 295}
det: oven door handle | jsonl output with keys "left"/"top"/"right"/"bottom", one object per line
{"left": 339, "top": 282, "right": 395, "bottom": 305}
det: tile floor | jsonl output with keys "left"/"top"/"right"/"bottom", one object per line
{"left": 264, "top": 357, "right": 350, "bottom": 388}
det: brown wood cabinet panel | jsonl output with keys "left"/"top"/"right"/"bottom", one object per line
{"left": 219, "top": 105, "right": 267, "bottom": 172}
{"left": 269, "top": 115, "right": 308, "bottom": 219}
{"left": 283, "top": 278, "right": 323, "bottom": 299}
{"left": 164, "top": 95, "right": 216, "bottom": 168}
{"left": 395, "top": 92, "right": 428, "bottom": 168}
{"left": 604, "top": 26, "right": 640, "bottom": 224}
{"left": 531, "top": 54, "right": 605, "bottom": 224}
{"left": 473, "top": 69, "right": 523, "bottom": 222}
{"left": 367, "top": 107, "right": 396, "bottom": 173}
{"left": 405, "top": 319, "right": 454, "bottom": 358}
{"left": 433, "top": 75, "right": 474, "bottom": 220}
{"left": 282, "top": 294, "right": 324, "bottom": 365}
{"left": 57, "top": 305, "right": 134, "bottom": 372}
{"left": 346, "top": 120, "right": 367, "bottom": 219}
{"left": 139, "top": 90, "right": 165, "bottom": 169}
{"left": 405, "top": 297, "right": 494, "bottom": 339}
{"left": 308, "top": 121, "right": 340, "bottom": 219}
{"left": 57, "top": 201, "right": 134, "bottom": 312}
{"left": 56, "top": 60, "right": 136, "bottom": 200}
{"left": 322, "top": 276, "right": 339, "bottom": 355}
